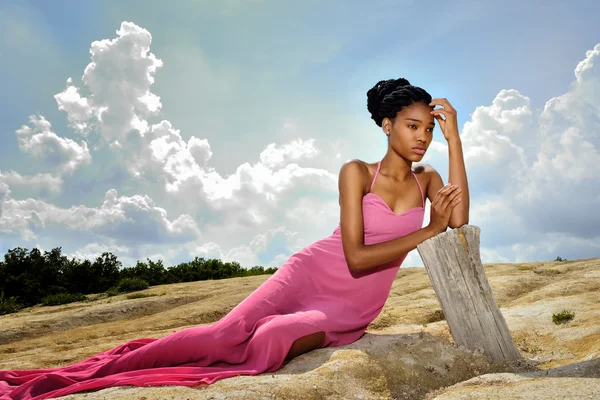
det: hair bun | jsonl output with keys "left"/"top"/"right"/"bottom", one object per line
{"left": 366, "top": 77, "right": 431, "bottom": 127}
{"left": 367, "top": 78, "right": 411, "bottom": 126}
{"left": 395, "top": 78, "right": 411, "bottom": 87}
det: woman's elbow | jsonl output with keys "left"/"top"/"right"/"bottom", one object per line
{"left": 346, "top": 257, "right": 359, "bottom": 273}
{"left": 344, "top": 249, "right": 362, "bottom": 273}
{"left": 449, "top": 217, "right": 469, "bottom": 229}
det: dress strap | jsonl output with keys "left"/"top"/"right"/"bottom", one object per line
{"left": 411, "top": 171, "right": 425, "bottom": 208}
{"left": 369, "top": 162, "right": 381, "bottom": 191}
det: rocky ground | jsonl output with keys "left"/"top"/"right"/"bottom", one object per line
{"left": 1, "top": 257, "right": 598, "bottom": 399}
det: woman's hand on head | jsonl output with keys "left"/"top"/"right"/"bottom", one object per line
{"left": 429, "top": 98, "right": 459, "bottom": 142}
{"left": 427, "top": 183, "right": 462, "bottom": 234}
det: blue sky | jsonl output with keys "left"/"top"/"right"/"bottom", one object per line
{"left": 1, "top": 0, "right": 599, "bottom": 268}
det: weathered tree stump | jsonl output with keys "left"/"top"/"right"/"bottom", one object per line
{"left": 416, "top": 224, "right": 522, "bottom": 363}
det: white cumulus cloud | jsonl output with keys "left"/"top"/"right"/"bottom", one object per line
{"left": 15, "top": 115, "right": 91, "bottom": 173}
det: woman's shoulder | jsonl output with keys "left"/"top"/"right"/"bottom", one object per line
{"left": 412, "top": 163, "right": 439, "bottom": 179}
{"left": 412, "top": 163, "right": 440, "bottom": 199}
{"left": 339, "top": 159, "right": 377, "bottom": 181}
{"left": 412, "top": 162, "right": 436, "bottom": 173}
{"left": 338, "top": 159, "right": 378, "bottom": 195}
{"left": 343, "top": 158, "right": 391, "bottom": 171}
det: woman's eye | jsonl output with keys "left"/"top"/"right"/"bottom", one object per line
{"left": 409, "top": 124, "right": 433, "bottom": 132}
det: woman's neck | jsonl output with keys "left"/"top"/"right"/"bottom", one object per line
{"left": 379, "top": 154, "right": 413, "bottom": 182}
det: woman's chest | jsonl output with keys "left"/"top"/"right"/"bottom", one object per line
{"left": 362, "top": 200, "right": 425, "bottom": 245}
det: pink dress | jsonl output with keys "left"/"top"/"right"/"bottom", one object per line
{"left": 0, "top": 161, "right": 425, "bottom": 400}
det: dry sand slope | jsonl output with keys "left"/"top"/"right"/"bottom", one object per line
{"left": 1, "top": 258, "right": 599, "bottom": 399}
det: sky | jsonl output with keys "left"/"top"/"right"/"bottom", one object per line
{"left": 0, "top": 0, "right": 599, "bottom": 269}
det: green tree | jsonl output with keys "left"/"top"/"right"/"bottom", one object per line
{"left": 63, "top": 258, "right": 94, "bottom": 294}
{"left": 90, "top": 252, "right": 121, "bottom": 293}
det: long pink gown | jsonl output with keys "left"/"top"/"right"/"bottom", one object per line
{"left": 0, "top": 161, "right": 425, "bottom": 400}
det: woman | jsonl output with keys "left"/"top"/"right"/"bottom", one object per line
{"left": 0, "top": 78, "right": 469, "bottom": 400}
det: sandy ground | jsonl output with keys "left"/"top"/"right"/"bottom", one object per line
{"left": 1, "top": 257, "right": 598, "bottom": 399}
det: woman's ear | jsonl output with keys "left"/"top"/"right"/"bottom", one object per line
{"left": 382, "top": 118, "right": 391, "bottom": 136}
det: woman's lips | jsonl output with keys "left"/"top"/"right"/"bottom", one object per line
{"left": 412, "top": 147, "right": 425, "bottom": 155}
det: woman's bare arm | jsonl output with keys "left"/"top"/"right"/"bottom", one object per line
{"left": 446, "top": 138, "right": 469, "bottom": 227}
{"left": 338, "top": 160, "right": 439, "bottom": 273}
{"left": 429, "top": 98, "right": 470, "bottom": 228}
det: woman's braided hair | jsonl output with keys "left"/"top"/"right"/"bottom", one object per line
{"left": 366, "top": 78, "right": 433, "bottom": 127}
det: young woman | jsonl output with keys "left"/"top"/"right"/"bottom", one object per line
{"left": 0, "top": 78, "right": 469, "bottom": 400}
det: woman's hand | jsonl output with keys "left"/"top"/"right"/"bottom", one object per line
{"left": 430, "top": 98, "right": 459, "bottom": 142}
{"left": 427, "top": 183, "right": 462, "bottom": 234}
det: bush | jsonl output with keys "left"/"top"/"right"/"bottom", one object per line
{"left": 82, "top": 294, "right": 104, "bottom": 303}
{"left": 552, "top": 309, "right": 575, "bottom": 325}
{"left": 115, "top": 277, "right": 149, "bottom": 293}
{"left": 0, "top": 292, "right": 23, "bottom": 315}
{"left": 533, "top": 268, "right": 563, "bottom": 276}
{"left": 41, "top": 292, "right": 87, "bottom": 306}
{"left": 125, "top": 292, "right": 157, "bottom": 300}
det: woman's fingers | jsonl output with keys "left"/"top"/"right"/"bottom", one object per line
{"left": 445, "top": 189, "right": 462, "bottom": 211}
{"left": 434, "top": 184, "right": 455, "bottom": 204}
{"left": 432, "top": 186, "right": 446, "bottom": 206}
{"left": 440, "top": 186, "right": 460, "bottom": 209}
{"left": 433, "top": 185, "right": 462, "bottom": 218}
{"left": 443, "top": 191, "right": 462, "bottom": 219}
{"left": 447, "top": 187, "right": 462, "bottom": 203}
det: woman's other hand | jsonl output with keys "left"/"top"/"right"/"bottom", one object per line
{"left": 427, "top": 183, "right": 462, "bottom": 234}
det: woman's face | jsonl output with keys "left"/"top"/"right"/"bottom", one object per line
{"left": 383, "top": 102, "right": 435, "bottom": 161}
